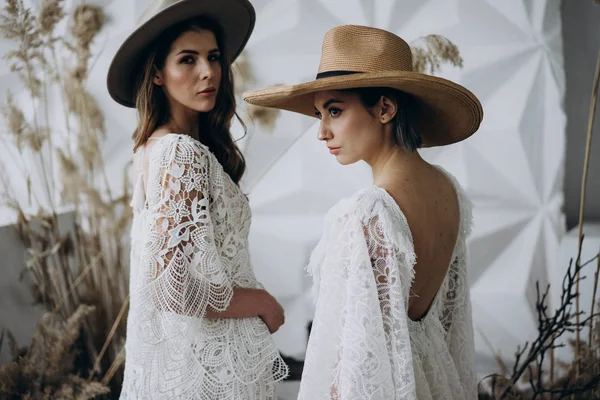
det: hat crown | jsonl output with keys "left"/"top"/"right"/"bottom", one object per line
{"left": 137, "top": 0, "right": 179, "bottom": 27}
{"left": 318, "top": 25, "right": 413, "bottom": 75}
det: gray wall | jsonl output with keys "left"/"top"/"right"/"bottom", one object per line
{"left": 562, "top": 0, "right": 600, "bottom": 229}
{"left": 0, "top": 221, "right": 43, "bottom": 363}
{"left": 0, "top": 213, "right": 75, "bottom": 363}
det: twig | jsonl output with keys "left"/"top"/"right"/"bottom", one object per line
{"left": 497, "top": 255, "right": 598, "bottom": 398}
{"left": 102, "top": 345, "right": 125, "bottom": 385}
{"left": 52, "top": 252, "right": 102, "bottom": 312}
{"left": 41, "top": 57, "right": 55, "bottom": 205}
{"left": 50, "top": 45, "right": 73, "bottom": 157}
{"left": 575, "top": 49, "right": 600, "bottom": 377}
{"left": 590, "top": 246, "right": 600, "bottom": 348}
{"left": 550, "top": 334, "right": 555, "bottom": 391}
{"left": 553, "top": 374, "right": 600, "bottom": 398}
{"left": 87, "top": 295, "right": 129, "bottom": 381}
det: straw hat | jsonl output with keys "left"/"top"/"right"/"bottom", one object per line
{"left": 243, "top": 25, "right": 483, "bottom": 147}
{"left": 107, "top": 0, "right": 255, "bottom": 108}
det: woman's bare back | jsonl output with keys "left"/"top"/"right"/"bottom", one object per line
{"left": 382, "top": 163, "right": 461, "bottom": 321}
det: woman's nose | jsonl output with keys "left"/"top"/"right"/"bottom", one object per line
{"left": 199, "top": 61, "right": 214, "bottom": 81}
{"left": 317, "top": 123, "right": 330, "bottom": 141}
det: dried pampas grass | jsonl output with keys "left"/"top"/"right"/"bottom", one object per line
{"left": 234, "top": 51, "right": 281, "bottom": 133}
{"left": 1, "top": 0, "right": 129, "bottom": 398}
{"left": 38, "top": 0, "right": 64, "bottom": 36}
{"left": 0, "top": 0, "right": 44, "bottom": 98}
{"left": 0, "top": 306, "right": 110, "bottom": 399}
{"left": 71, "top": 5, "right": 104, "bottom": 50}
{"left": 246, "top": 104, "right": 279, "bottom": 133}
{"left": 410, "top": 34, "right": 463, "bottom": 75}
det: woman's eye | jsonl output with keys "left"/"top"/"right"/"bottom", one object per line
{"left": 314, "top": 111, "right": 322, "bottom": 119}
{"left": 180, "top": 56, "right": 194, "bottom": 64}
{"left": 208, "top": 54, "right": 221, "bottom": 62}
{"left": 329, "top": 108, "right": 341, "bottom": 117}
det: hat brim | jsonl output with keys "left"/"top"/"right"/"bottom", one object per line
{"left": 107, "top": 0, "right": 255, "bottom": 108}
{"left": 243, "top": 71, "right": 483, "bottom": 147}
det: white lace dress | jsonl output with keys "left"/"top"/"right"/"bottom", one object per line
{"left": 298, "top": 168, "right": 477, "bottom": 400}
{"left": 121, "top": 134, "right": 288, "bottom": 399}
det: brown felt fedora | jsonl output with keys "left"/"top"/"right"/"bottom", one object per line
{"left": 243, "top": 25, "right": 483, "bottom": 147}
{"left": 107, "top": 0, "right": 255, "bottom": 108}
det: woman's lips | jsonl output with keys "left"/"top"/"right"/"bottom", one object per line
{"left": 198, "top": 87, "right": 216, "bottom": 96}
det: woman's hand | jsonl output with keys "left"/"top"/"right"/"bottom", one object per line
{"left": 203, "top": 288, "right": 284, "bottom": 333}
{"left": 259, "top": 291, "right": 285, "bottom": 334}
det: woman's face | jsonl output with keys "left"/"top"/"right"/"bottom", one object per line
{"left": 314, "top": 90, "right": 387, "bottom": 165}
{"left": 154, "top": 29, "right": 222, "bottom": 113}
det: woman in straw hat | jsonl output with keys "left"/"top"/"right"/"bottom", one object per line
{"left": 107, "top": 0, "right": 288, "bottom": 398}
{"left": 244, "top": 25, "right": 483, "bottom": 399}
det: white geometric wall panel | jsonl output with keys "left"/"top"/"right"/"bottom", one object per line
{"left": 0, "top": 0, "right": 566, "bottom": 379}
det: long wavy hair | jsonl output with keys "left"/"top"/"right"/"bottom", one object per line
{"left": 132, "top": 16, "right": 246, "bottom": 183}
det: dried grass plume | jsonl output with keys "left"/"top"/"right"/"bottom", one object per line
{"left": 0, "top": 306, "right": 110, "bottom": 399}
{"left": 71, "top": 4, "right": 104, "bottom": 50}
{"left": 410, "top": 34, "right": 463, "bottom": 75}
{"left": 233, "top": 51, "right": 280, "bottom": 133}
{"left": 38, "top": 0, "right": 64, "bottom": 36}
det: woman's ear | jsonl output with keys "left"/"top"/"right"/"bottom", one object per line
{"left": 378, "top": 95, "right": 398, "bottom": 123}
{"left": 153, "top": 68, "right": 164, "bottom": 86}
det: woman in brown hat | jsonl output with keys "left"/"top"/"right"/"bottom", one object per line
{"left": 107, "top": 0, "right": 288, "bottom": 398}
{"left": 244, "top": 25, "right": 483, "bottom": 399}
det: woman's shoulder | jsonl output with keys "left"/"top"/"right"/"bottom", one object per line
{"left": 432, "top": 165, "right": 474, "bottom": 239}
{"left": 147, "top": 133, "right": 213, "bottom": 165}
{"left": 326, "top": 187, "right": 399, "bottom": 223}
{"left": 149, "top": 132, "right": 209, "bottom": 152}
{"left": 321, "top": 187, "right": 414, "bottom": 255}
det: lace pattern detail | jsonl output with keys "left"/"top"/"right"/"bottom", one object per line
{"left": 300, "top": 167, "right": 476, "bottom": 400}
{"left": 122, "top": 134, "right": 288, "bottom": 399}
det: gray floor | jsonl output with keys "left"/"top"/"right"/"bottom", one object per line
{"left": 277, "top": 381, "right": 300, "bottom": 400}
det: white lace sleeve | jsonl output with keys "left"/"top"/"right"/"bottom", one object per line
{"left": 443, "top": 259, "right": 477, "bottom": 399}
{"left": 145, "top": 138, "right": 233, "bottom": 318}
{"left": 441, "top": 226, "right": 477, "bottom": 398}
{"left": 123, "top": 136, "right": 287, "bottom": 399}
{"left": 301, "top": 194, "right": 418, "bottom": 400}
{"left": 437, "top": 170, "right": 477, "bottom": 399}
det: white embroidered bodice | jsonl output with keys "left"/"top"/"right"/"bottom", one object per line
{"left": 121, "top": 134, "right": 288, "bottom": 399}
{"left": 298, "top": 167, "right": 477, "bottom": 400}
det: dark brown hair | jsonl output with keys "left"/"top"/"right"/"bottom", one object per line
{"left": 133, "top": 16, "right": 246, "bottom": 183}
{"left": 344, "top": 87, "right": 422, "bottom": 152}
